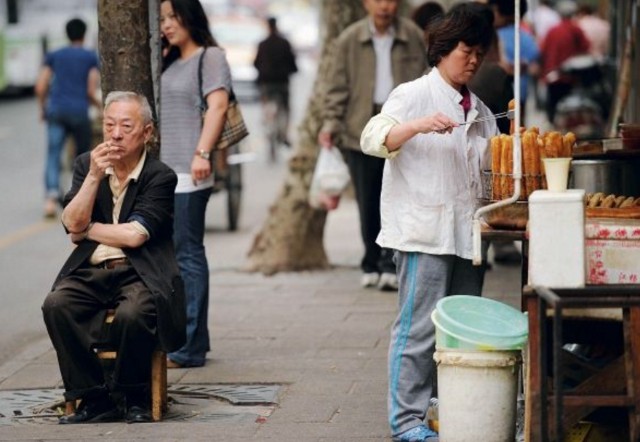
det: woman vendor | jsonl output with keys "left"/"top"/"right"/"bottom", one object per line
{"left": 360, "top": 5, "right": 497, "bottom": 441}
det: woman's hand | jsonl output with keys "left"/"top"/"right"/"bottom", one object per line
{"left": 383, "top": 112, "right": 458, "bottom": 151}
{"left": 412, "top": 112, "right": 458, "bottom": 134}
{"left": 191, "top": 155, "right": 212, "bottom": 183}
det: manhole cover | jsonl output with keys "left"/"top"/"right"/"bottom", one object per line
{"left": 0, "top": 384, "right": 282, "bottom": 426}
{"left": 169, "top": 384, "right": 281, "bottom": 405}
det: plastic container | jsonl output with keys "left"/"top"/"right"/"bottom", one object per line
{"left": 543, "top": 157, "right": 572, "bottom": 192}
{"left": 529, "top": 189, "right": 586, "bottom": 288}
{"left": 434, "top": 296, "right": 528, "bottom": 350}
{"left": 434, "top": 348, "right": 521, "bottom": 442}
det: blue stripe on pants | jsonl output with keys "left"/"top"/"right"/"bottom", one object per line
{"left": 389, "top": 252, "right": 417, "bottom": 434}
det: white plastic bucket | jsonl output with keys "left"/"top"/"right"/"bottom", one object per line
{"left": 434, "top": 349, "right": 521, "bottom": 442}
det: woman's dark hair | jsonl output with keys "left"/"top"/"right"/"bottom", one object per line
{"left": 426, "top": 4, "right": 493, "bottom": 67}
{"left": 161, "top": 0, "right": 218, "bottom": 70}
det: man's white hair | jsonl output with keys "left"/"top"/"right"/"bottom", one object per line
{"left": 104, "top": 91, "right": 154, "bottom": 125}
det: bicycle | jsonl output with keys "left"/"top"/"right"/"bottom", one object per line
{"left": 260, "top": 84, "right": 290, "bottom": 162}
{"left": 212, "top": 144, "right": 243, "bottom": 231}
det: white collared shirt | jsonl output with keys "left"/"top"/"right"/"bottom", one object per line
{"left": 89, "top": 150, "right": 150, "bottom": 265}
{"left": 369, "top": 19, "right": 395, "bottom": 105}
{"left": 360, "top": 68, "right": 498, "bottom": 259}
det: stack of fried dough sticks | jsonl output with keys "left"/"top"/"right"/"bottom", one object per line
{"left": 489, "top": 129, "right": 576, "bottom": 200}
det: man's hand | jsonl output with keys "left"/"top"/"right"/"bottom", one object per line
{"left": 318, "top": 130, "right": 333, "bottom": 148}
{"left": 90, "top": 141, "right": 120, "bottom": 179}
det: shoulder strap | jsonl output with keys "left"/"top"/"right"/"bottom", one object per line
{"left": 197, "top": 48, "right": 207, "bottom": 112}
{"left": 197, "top": 46, "right": 236, "bottom": 111}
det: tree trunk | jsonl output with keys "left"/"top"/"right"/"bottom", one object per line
{"left": 98, "top": 0, "right": 159, "bottom": 155}
{"left": 247, "top": 0, "right": 366, "bottom": 275}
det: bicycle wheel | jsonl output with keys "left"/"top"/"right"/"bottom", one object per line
{"left": 226, "top": 160, "right": 242, "bottom": 232}
{"left": 263, "top": 99, "right": 279, "bottom": 162}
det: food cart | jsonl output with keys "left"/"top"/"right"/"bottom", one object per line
{"left": 474, "top": 0, "right": 640, "bottom": 440}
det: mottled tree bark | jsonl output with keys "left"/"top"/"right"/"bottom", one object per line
{"left": 98, "top": 0, "right": 158, "bottom": 154}
{"left": 247, "top": 0, "right": 366, "bottom": 275}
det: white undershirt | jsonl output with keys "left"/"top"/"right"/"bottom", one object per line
{"left": 370, "top": 19, "right": 395, "bottom": 105}
{"left": 175, "top": 172, "right": 214, "bottom": 193}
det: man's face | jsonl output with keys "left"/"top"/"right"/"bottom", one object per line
{"left": 102, "top": 100, "right": 152, "bottom": 162}
{"left": 364, "top": 0, "right": 399, "bottom": 32}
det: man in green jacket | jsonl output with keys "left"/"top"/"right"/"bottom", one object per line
{"left": 318, "top": 0, "right": 428, "bottom": 291}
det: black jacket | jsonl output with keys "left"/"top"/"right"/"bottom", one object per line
{"left": 54, "top": 152, "right": 186, "bottom": 352}
{"left": 254, "top": 33, "right": 297, "bottom": 84}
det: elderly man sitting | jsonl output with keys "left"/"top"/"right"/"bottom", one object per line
{"left": 42, "top": 91, "right": 186, "bottom": 424}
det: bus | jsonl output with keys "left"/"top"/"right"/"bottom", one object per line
{"left": 0, "top": 0, "right": 97, "bottom": 94}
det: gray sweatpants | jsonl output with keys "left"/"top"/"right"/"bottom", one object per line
{"left": 387, "top": 251, "right": 486, "bottom": 437}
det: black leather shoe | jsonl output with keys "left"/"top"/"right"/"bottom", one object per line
{"left": 59, "top": 398, "right": 120, "bottom": 424}
{"left": 125, "top": 405, "right": 152, "bottom": 423}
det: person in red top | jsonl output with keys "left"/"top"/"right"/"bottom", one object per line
{"left": 540, "top": 0, "right": 590, "bottom": 123}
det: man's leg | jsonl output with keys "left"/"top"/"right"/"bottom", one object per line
{"left": 68, "top": 113, "right": 93, "bottom": 156}
{"left": 44, "top": 116, "right": 66, "bottom": 215}
{"left": 345, "top": 149, "right": 386, "bottom": 284}
{"left": 109, "top": 267, "right": 157, "bottom": 422}
{"left": 42, "top": 269, "right": 110, "bottom": 401}
{"left": 42, "top": 268, "right": 120, "bottom": 424}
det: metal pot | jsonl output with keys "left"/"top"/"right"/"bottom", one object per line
{"left": 569, "top": 158, "right": 640, "bottom": 196}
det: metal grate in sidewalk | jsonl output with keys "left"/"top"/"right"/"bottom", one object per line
{"left": 169, "top": 383, "right": 281, "bottom": 405}
{"left": 0, "top": 384, "right": 282, "bottom": 426}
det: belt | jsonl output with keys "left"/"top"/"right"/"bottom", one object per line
{"left": 96, "top": 258, "right": 130, "bottom": 269}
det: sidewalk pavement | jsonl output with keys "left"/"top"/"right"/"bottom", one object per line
{"left": 0, "top": 156, "right": 522, "bottom": 441}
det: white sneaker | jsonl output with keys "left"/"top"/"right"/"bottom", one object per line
{"left": 360, "top": 272, "right": 380, "bottom": 288}
{"left": 378, "top": 272, "right": 398, "bottom": 291}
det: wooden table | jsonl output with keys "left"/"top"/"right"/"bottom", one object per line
{"left": 524, "top": 284, "right": 640, "bottom": 441}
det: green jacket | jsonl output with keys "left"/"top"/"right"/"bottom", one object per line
{"left": 321, "top": 16, "right": 428, "bottom": 151}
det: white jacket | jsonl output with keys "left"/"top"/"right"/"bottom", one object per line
{"left": 360, "top": 68, "right": 498, "bottom": 259}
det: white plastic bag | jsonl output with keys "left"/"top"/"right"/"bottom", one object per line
{"left": 309, "top": 146, "right": 350, "bottom": 210}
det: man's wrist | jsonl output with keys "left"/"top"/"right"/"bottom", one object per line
{"left": 82, "top": 222, "right": 95, "bottom": 240}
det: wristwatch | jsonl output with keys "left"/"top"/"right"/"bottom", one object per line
{"left": 197, "top": 149, "right": 211, "bottom": 160}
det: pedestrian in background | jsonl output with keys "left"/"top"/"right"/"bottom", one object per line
{"left": 160, "top": 0, "right": 232, "bottom": 368}
{"left": 540, "top": 0, "right": 590, "bottom": 124}
{"left": 467, "top": 1, "right": 512, "bottom": 135}
{"left": 576, "top": 3, "right": 610, "bottom": 61}
{"left": 360, "top": 5, "right": 496, "bottom": 441}
{"left": 318, "top": 0, "right": 427, "bottom": 292}
{"left": 488, "top": 0, "right": 539, "bottom": 125}
{"left": 410, "top": 1, "right": 444, "bottom": 42}
{"left": 254, "top": 16, "right": 298, "bottom": 147}
{"left": 527, "top": 0, "right": 560, "bottom": 46}
{"left": 35, "top": 17, "right": 100, "bottom": 218}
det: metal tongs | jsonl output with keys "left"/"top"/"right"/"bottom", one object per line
{"left": 458, "top": 109, "right": 515, "bottom": 126}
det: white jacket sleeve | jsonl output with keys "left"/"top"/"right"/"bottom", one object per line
{"left": 360, "top": 113, "right": 401, "bottom": 159}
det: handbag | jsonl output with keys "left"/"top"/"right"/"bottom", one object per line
{"left": 197, "top": 48, "right": 249, "bottom": 150}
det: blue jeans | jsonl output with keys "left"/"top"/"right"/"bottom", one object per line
{"left": 45, "top": 111, "right": 92, "bottom": 199}
{"left": 169, "top": 189, "right": 211, "bottom": 367}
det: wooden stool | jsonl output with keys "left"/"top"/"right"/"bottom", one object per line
{"left": 65, "top": 309, "right": 168, "bottom": 421}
